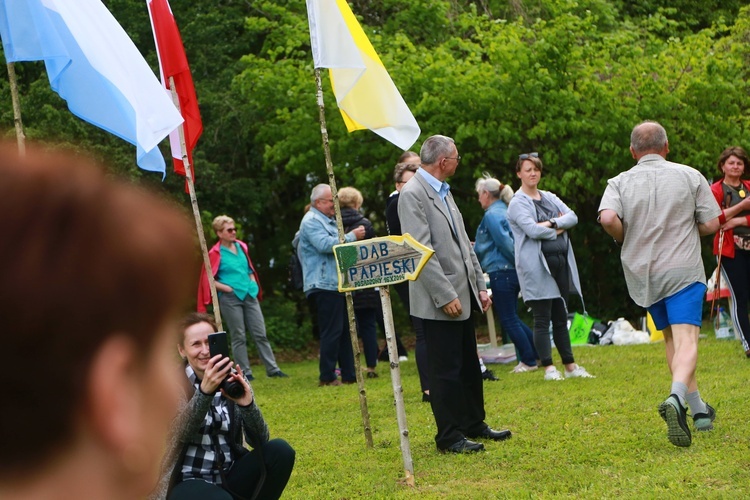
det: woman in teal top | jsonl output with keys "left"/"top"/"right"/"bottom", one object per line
{"left": 202, "top": 215, "right": 288, "bottom": 380}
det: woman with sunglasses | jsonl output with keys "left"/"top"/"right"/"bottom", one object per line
{"left": 507, "top": 153, "right": 594, "bottom": 381}
{"left": 710, "top": 146, "right": 750, "bottom": 357}
{"left": 197, "top": 215, "right": 288, "bottom": 381}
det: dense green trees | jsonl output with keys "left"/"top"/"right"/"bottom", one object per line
{"left": 3, "top": 0, "right": 750, "bottom": 328}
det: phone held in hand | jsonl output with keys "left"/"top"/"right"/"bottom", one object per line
{"left": 208, "top": 331, "right": 230, "bottom": 359}
{"left": 207, "top": 331, "right": 245, "bottom": 398}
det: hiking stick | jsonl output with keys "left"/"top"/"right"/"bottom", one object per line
{"left": 711, "top": 229, "right": 725, "bottom": 321}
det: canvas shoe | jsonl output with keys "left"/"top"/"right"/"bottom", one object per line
{"left": 658, "top": 394, "right": 692, "bottom": 447}
{"left": 693, "top": 403, "right": 716, "bottom": 431}
{"left": 565, "top": 365, "right": 596, "bottom": 379}
{"left": 544, "top": 368, "right": 564, "bottom": 381}
{"left": 510, "top": 363, "right": 538, "bottom": 373}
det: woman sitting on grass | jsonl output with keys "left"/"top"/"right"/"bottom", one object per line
{"left": 151, "top": 313, "right": 295, "bottom": 500}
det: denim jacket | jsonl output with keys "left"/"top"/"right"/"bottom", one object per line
{"left": 298, "top": 207, "right": 357, "bottom": 295}
{"left": 474, "top": 199, "right": 515, "bottom": 273}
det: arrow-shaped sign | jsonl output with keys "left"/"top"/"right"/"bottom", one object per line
{"left": 333, "top": 233, "right": 434, "bottom": 292}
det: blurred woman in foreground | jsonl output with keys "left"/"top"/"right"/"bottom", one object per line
{"left": 0, "top": 143, "right": 196, "bottom": 499}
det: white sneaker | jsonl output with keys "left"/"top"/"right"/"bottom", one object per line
{"left": 544, "top": 368, "right": 564, "bottom": 381}
{"left": 565, "top": 366, "right": 596, "bottom": 379}
{"left": 510, "top": 363, "right": 538, "bottom": 373}
{"left": 398, "top": 355, "right": 408, "bottom": 362}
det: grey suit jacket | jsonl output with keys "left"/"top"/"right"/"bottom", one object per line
{"left": 398, "top": 171, "right": 486, "bottom": 321}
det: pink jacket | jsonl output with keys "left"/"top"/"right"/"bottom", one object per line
{"left": 197, "top": 240, "right": 263, "bottom": 312}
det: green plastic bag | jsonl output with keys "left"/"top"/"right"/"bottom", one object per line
{"left": 569, "top": 312, "right": 595, "bottom": 345}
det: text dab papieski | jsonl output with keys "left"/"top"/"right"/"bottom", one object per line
{"left": 333, "top": 234, "right": 434, "bottom": 292}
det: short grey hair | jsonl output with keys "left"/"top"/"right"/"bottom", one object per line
{"left": 475, "top": 173, "right": 514, "bottom": 204}
{"left": 310, "top": 183, "right": 330, "bottom": 204}
{"left": 420, "top": 135, "right": 455, "bottom": 165}
{"left": 630, "top": 121, "right": 668, "bottom": 154}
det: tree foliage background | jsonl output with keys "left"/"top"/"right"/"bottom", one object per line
{"left": 2, "top": 0, "right": 750, "bottom": 336}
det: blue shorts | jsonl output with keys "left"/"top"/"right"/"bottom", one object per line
{"left": 647, "top": 282, "right": 706, "bottom": 331}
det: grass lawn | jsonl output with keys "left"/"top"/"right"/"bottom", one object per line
{"left": 249, "top": 334, "right": 750, "bottom": 499}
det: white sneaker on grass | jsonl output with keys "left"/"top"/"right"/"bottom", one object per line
{"left": 510, "top": 363, "right": 538, "bottom": 373}
{"left": 544, "top": 368, "right": 564, "bottom": 381}
{"left": 565, "top": 365, "right": 595, "bottom": 378}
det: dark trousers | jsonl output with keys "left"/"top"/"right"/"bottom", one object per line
{"left": 354, "top": 307, "right": 379, "bottom": 368}
{"left": 411, "top": 315, "right": 428, "bottom": 392}
{"left": 168, "top": 438, "right": 295, "bottom": 500}
{"left": 527, "top": 253, "right": 575, "bottom": 367}
{"left": 423, "top": 318, "right": 487, "bottom": 449}
{"left": 375, "top": 302, "right": 408, "bottom": 357}
{"left": 394, "top": 281, "right": 429, "bottom": 392}
{"left": 721, "top": 249, "right": 750, "bottom": 348}
{"left": 313, "top": 290, "right": 355, "bottom": 383}
{"left": 489, "top": 269, "right": 538, "bottom": 366}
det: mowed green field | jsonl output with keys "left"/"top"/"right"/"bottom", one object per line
{"left": 249, "top": 334, "right": 750, "bottom": 499}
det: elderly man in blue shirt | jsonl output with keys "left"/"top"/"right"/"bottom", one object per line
{"left": 298, "top": 184, "right": 365, "bottom": 386}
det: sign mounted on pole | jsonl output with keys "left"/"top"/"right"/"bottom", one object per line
{"left": 333, "top": 234, "right": 433, "bottom": 292}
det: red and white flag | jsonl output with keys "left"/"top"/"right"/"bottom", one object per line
{"left": 147, "top": 0, "right": 202, "bottom": 181}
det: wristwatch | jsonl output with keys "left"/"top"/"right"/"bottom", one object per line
{"left": 549, "top": 218, "right": 557, "bottom": 228}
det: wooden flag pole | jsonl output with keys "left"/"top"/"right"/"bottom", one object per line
{"left": 168, "top": 76, "right": 222, "bottom": 330}
{"left": 379, "top": 286, "right": 415, "bottom": 486}
{"left": 315, "top": 68, "right": 373, "bottom": 448}
{"left": 7, "top": 63, "right": 26, "bottom": 156}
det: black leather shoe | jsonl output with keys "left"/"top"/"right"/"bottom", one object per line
{"left": 482, "top": 369, "right": 499, "bottom": 381}
{"left": 438, "top": 438, "right": 485, "bottom": 454}
{"left": 471, "top": 427, "right": 512, "bottom": 441}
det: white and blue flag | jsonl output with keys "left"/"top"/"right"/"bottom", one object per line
{"left": 0, "top": 0, "right": 183, "bottom": 175}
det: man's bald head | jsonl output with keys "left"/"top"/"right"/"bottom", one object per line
{"left": 630, "top": 121, "right": 669, "bottom": 159}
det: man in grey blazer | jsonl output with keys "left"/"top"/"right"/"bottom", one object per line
{"left": 398, "top": 135, "right": 512, "bottom": 453}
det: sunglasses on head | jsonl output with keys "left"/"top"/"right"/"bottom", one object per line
{"left": 518, "top": 152, "right": 539, "bottom": 160}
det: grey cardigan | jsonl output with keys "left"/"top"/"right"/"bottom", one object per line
{"left": 506, "top": 189, "right": 584, "bottom": 308}
{"left": 148, "top": 378, "right": 269, "bottom": 500}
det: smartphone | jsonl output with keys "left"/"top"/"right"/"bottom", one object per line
{"left": 208, "top": 331, "right": 230, "bottom": 359}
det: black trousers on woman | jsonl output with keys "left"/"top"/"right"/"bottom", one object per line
{"left": 168, "top": 438, "right": 295, "bottom": 500}
{"left": 721, "top": 248, "right": 750, "bottom": 350}
{"left": 527, "top": 252, "right": 575, "bottom": 367}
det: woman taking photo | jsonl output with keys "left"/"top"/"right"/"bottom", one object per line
{"left": 507, "top": 153, "right": 594, "bottom": 381}
{"left": 151, "top": 313, "right": 295, "bottom": 499}
{"left": 711, "top": 146, "right": 750, "bottom": 357}
{"left": 474, "top": 174, "right": 539, "bottom": 373}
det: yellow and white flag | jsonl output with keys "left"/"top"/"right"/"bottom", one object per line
{"left": 306, "top": 0, "right": 420, "bottom": 150}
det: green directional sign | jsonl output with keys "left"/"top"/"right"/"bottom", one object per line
{"left": 333, "top": 234, "right": 434, "bottom": 292}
